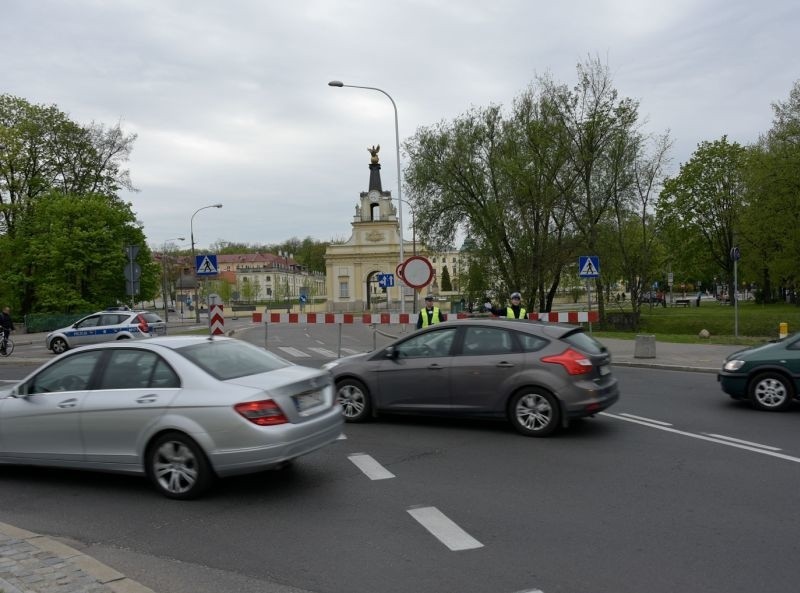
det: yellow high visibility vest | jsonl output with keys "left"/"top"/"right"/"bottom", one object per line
{"left": 421, "top": 307, "right": 443, "bottom": 327}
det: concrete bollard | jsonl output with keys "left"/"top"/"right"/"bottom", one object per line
{"left": 779, "top": 322, "right": 788, "bottom": 339}
{"left": 634, "top": 334, "right": 656, "bottom": 359}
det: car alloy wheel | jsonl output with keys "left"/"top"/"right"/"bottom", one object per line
{"left": 336, "top": 378, "right": 371, "bottom": 422}
{"left": 750, "top": 372, "right": 794, "bottom": 411}
{"left": 147, "top": 432, "right": 213, "bottom": 499}
{"left": 509, "top": 389, "right": 560, "bottom": 437}
{"left": 50, "top": 337, "right": 69, "bottom": 354}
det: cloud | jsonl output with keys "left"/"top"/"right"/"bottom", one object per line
{"left": 2, "top": 0, "right": 797, "bottom": 248}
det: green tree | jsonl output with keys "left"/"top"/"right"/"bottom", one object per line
{"left": 0, "top": 94, "right": 135, "bottom": 235}
{"left": 0, "top": 192, "right": 156, "bottom": 313}
{"left": 741, "top": 80, "right": 800, "bottom": 302}
{"left": 0, "top": 95, "right": 138, "bottom": 314}
{"left": 440, "top": 265, "right": 452, "bottom": 291}
{"left": 658, "top": 136, "right": 749, "bottom": 301}
{"left": 544, "top": 56, "right": 641, "bottom": 318}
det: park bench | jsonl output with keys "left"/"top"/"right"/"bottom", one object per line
{"left": 673, "top": 299, "right": 691, "bottom": 307}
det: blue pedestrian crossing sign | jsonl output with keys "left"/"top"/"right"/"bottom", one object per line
{"left": 195, "top": 254, "right": 218, "bottom": 276}
{"left": 578, "top": 255, "right": 600, "bottom": 278}
{"left": 377, "top": 273, "right": 395, "bottom": 288}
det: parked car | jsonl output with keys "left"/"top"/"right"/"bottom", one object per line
{"left": 0, "top": 336, "right": 343, "bottom": 499}
{"left": 322, "top": 318, "right": 619, "bottom": 437}
{"left": 46, "top": 309, "right": 167, "bottom": 354}
{"left": 718, "top": 333, "right": 800, "bottom": 410}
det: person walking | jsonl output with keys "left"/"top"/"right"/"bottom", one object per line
{"left": 416, "top": 295, "right": 446, "bottom": 329}
{"left": 0, "top": 306, "right": 14, "bottom": 354}
{"left": 486, "top": 292, "right": 529, "bottom": 319}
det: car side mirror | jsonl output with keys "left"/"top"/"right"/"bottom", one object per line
{"left": 385, "top": 346, "right": 399, "bottom": 360}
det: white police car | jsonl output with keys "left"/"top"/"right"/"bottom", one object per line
{"left": 46, "top": 310, "right": 167, "bottom": 354}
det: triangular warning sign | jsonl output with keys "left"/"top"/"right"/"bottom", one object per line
{"left": 580, "top": 258, "right": 598, "bottom": 276}
{"left": 198, "top": 256, "right": 218, "bottom": 274}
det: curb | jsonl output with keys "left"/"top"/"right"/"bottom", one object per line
{"left": 0, "top": 522, "right": 155, "bottom": 593}
{"left": 612, "top": 360, "right": 720, "bottom": 374}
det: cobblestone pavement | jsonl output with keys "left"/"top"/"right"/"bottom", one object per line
{"left": 0, "top": 522, "right": 154, "bottom": 593}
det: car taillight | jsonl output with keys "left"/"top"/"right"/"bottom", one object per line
{"left": 137, "top": 314, "right": 150, "bottom": 333}
{"left": 541, "top": 348, "right": 593, "bottom": 375}
{"left": 234, "top": 399, "right": 289, "bottom": 426}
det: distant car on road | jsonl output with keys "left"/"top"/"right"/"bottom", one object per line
{"left": 46, "top": 309, "right": 167, "bottom": 354}
{"left": 0, "top": 336, "right": 343, "bottom": 498}
{"left": 718, "top": 333, "right": 800, "bottom": 411}
{"left": 323, "top": 318, "right": 619, "bottom": 437}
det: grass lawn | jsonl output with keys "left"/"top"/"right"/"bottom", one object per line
{"left": 593, "top": 301, "right": 800, "bottom": 345}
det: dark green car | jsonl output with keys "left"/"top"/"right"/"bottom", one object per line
{"left": 718, "top": 333, "right": 800, "bottom": 411}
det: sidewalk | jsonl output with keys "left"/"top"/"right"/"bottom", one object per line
{"left": 0, "top": 329, "right": 752, "bottom": 593}
{"left": 0, "top": 522, "right": 154, "bottom": 593}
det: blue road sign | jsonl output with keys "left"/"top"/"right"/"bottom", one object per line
{"left": 578, "top": 256, "right": 600, "bottom": 278}
{"left": 377, "top": 273, "right": 395, "bottom": 288}
{"left": 195, "top": 254, "right": 218, "bottom": 276}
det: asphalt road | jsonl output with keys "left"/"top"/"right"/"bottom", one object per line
{"left": 1, "top": 325, "right": 799, "bottom": 593}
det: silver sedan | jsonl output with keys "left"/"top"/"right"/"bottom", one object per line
{"left": 0, "top": 336, "right": 343, "bottom": 499}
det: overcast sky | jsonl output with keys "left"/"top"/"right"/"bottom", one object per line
{"left": 2, "top": 0, "right": 797, "bottom": 251}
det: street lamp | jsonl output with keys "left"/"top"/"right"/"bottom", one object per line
{"left": 328, "top": 80, "right": 406, "bottom": 313}
{"left": 190, "top": 203, "right": 223, "bottom": 322}
{"left": 161, "top": 237, "right": 184, "bottom": 323}
{"left": 279, "top": 251, "right": 293, "bottom": 313}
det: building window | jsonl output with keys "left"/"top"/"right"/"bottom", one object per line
{"left": 339, "top": 281, "right": 349, "bottom": 299}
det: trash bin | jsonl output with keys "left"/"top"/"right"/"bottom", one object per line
{"left": 634, "top": 334, "right": 656, "bottom": 359}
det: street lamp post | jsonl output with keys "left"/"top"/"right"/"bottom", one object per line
{"left": 328, "top": 80, "right": 406, "bottom": 314}
{"left": 190, "top": 203, "right": 223, "bottom": 322}
{"left": 161, "top": 237, "right": 185, "bottom": 323}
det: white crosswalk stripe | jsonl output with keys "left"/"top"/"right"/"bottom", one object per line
{"left": 308, "top": 347, "right": 338, "bottom": 358}
{"left": 272, "top": 346, "right": 366, "bottom": 359}
{"left": 276, "top": 346, "right": 310, "bottom": 358}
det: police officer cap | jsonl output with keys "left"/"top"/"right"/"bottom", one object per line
{"left": 510, "top": 292, "right": 522, "bottom": 300}
{"left": 424, "top": 295, "right": 434, "bottom": 301}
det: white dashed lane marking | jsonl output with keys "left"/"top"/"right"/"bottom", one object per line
{"left": 348, "top": 453, "right": 395, "bottom": 480}
{"left": 407, "top": 506, "right": 484, "bottom": 551}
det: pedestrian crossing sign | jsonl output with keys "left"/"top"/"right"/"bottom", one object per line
{"left": 195, "top": 254, "right": 218, "bottom": 276}
{"left": 578, "top": 255, "right": 600, "bottom": 278}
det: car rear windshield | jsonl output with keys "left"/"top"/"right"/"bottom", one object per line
{"left": 561, "top": 330, "right": 606, "bottom": 355}
{"left": 176, "top": 339, "right": 291, "bottom": 380}
{"left": 141, "top": 313, "right": 165, "bottom": 323}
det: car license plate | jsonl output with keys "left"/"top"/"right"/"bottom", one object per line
{"left": 294, "top": 391, "right": 324, "bottom": 415}
{"left": 152, "top": 326, "right": 167, "bottom": 335}
{"left": 599, "top": 365, "right": 611, "bottom": 376}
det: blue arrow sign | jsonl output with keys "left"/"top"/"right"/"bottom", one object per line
{"left": 578, "top": 256, "right": 600, "bottom": 278}
{"left": 377, "top": 273, "right": 395, "bottom": 288}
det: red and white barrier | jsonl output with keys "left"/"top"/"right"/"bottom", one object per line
{"left": 528, "top": 311, "right": 599, "bottom": 323}
{"left": 210, "top": 304, "right": 225, "bottom": 335}
{"left": 256, "top": 310, "right": 598, "bottom": 324}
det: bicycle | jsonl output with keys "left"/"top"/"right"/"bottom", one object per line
{"left": 0, "top": 333, "right": 14, "bottom": 357}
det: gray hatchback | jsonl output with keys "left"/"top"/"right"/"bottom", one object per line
{"left": 323, "top": 318, "right": 619, "bottom": 436}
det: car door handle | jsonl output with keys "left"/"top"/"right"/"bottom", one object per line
{"left": 496, "top": 362, "right": 515, "bottom": 367}
{"left": 427, "top": 364, "right": 444, "bottom": 370}
{"left": 136, "top": 395, "right": 158, "bottom": 404}
{"left": 58, "top": 398, "right": 79, "bottom": 408}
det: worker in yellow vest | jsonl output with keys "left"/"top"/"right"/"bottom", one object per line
{"left": 417, "top": 295, "right": 447, "bottom": 329}
{"left": 485, "top": 292, "right": 529, "bottom": 319}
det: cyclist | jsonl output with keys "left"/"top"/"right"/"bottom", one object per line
{"left": 0, "top": 306, "right": 14, "bottom": 354}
